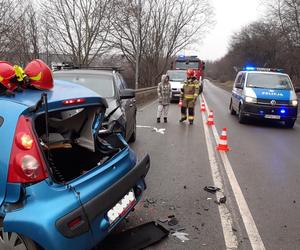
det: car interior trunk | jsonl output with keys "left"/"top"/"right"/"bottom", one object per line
{"left": 34, "top": 106, "right": 126, "bottom": 183}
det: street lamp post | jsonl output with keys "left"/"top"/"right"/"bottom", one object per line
{"left": 135, "top": 0, "right": 141, "bottom": 90}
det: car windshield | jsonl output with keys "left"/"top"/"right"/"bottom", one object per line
{"left": 246, "top": 73, "right": 292, "bottom": 90}
{"left": 175, "top": 61, "right": 199, "bottom": 70}
{"left": 167, "top": 71, "right": 186, "bottom": 81}
{"left": 54, "top": 73, "right": 115, "bottom": 97}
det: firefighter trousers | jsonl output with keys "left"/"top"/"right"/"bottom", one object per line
{"left": 181, "top": 99, "right": 195, "bottom": 121}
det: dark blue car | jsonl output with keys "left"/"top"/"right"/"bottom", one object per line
{"left": 0, "top": 80, "right": 149, "bottom": 250}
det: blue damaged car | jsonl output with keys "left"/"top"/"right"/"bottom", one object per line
{"left": 0, "top": 80, "right": 150, "bottom": 250}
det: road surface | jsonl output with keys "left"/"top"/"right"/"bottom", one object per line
{"left": 117, "top": 80, "right": 300, "bottom": 250}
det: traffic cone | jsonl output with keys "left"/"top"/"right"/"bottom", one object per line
{"left": 178, "top": 99, "right": 183, "bottom": 107}
{"left": 206, "top": 110, "right": 215, "bottom": 125}
{"left": 200, "top": 101, "right": 206, "bottom": 112}
{"left": 216, "top": 128, "right": 230, "bottom": 151}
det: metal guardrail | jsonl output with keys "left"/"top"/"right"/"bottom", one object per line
{"left": 134, "top": 86, "right": 157, "bottom": 93}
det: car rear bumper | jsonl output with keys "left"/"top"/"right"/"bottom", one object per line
{"left": 3, "top": 154, "right": 150, "bottom": 250}
{"left": 56, "top": 154, "right": 150, "bottom": 238}
{"left": 242, "top": 103, "right": 298, "bottom": 121}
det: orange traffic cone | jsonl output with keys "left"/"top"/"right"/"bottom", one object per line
{"left": 200, "top": 101, "right": 206, "bottom": 112}
{"left": 206, "top": 110, "right": 215, "bottom": 125}
{"left": 178, "top": 99, "right": 183, "bottom": 107}
{"left": 216, "top": 128, "right": 230, "bottom": 151}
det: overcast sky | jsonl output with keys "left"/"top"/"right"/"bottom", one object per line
{"left": 187, "top": 0, "right": 265, "bottom": 61}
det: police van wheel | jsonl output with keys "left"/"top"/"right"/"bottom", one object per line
{"left": 238, "top": 106, "right": 246, "bottom": 124}
{"left": 229, "top": 99, "right": 236, "bottom": 115}
{"left": 285, "top": 120, "right": 295, "bottom": 128}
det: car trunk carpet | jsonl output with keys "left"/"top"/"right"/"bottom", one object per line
{"left": 98, "top": 221, "right": 169, "bottom": 250}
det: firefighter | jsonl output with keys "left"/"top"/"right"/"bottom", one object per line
{"left": 179, "top": 69, "right": 199, "bottom": 124}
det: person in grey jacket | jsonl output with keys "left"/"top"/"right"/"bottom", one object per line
{"left": 157, "top": 74, "right": 171, "bottom": 123}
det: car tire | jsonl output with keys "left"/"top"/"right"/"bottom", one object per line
{"left": 285, "top": 120, "right": 295, "bottom": 128}
{"left": 0, "top": 218, "right": 41, "bottom": 250}
{"left": 128, "top": 118, "right": 136, "bottom": 143}
{"left": 229, "top": 99, "right": 236, "bottom": 115}
{"left": 238, "top": 105, "right": 247, "bottom": 124}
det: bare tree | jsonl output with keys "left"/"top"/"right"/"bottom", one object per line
{"left": 40, "top": 0, "right": 114, "bottom": 66}
{"left": 0, "top": 0, "right": 40, "bottom": 65}
{"left": 111, "top": 0, "right": 214, "bottom": 86}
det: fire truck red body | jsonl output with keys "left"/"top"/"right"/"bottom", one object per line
{"left": 172, "top": 55, "right": 205, "bottom": 81}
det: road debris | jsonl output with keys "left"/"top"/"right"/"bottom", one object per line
{"left": 169, "top": 205, "right": 176, "bottom": 210}
{"left": 99, "top": 221, "right": 169, "bottom": 250}
{"left": 219, "top": 196, "right": 227, "bottom": 204}
{"left": 204, "top": 186, "right": 221, "bottom": 194}
{"left": 168, "top": 217, "right": 179, "bottom": 226}
{"left": 158, "top": 218, "right": 169, "bottom": 223}
{"left": 171, "top": 231, "right": 190, "bottom": 242}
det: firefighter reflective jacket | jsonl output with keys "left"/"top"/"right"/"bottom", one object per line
{"left": 180, "top": 79, "right": 199, "bottom": 100}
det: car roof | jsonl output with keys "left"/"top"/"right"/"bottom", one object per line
{"left": 239, "top": 70, "right": 288, "bottom": 76}
{"left": 0, "top": 80, "right": 102, "bottom": 108}
{"left": 53, "top": 69, "right": 114, "bottom": 76}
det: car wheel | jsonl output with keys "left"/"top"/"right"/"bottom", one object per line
{"left": 229, "top": 99, "right": 236, "bottom": 115}
{"left": 128, "top": 118, "right": 136, "bottom": 143}
{"left": 285, "top": 120, "right": 295, "bottom": 128}
{"left": 0, "top": 219, "right": 40, "bottom": 250}
{"left": 238, "top": 105, "right": 247, "bottom": 124}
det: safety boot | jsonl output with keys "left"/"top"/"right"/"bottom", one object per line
{"left": 189, "top": 120, "right": 193, "bottom": 125}
{"left": 157, "top": 118, "right": 160, "bottom": 123}
{"left": 164, "top": 117, "right": 167, "bottom": 123}
{"left": 179, "top": 117, "right": 186, "bottom": 123}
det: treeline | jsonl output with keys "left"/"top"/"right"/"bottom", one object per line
{"left": 0, "top": 0, "right": 213, "bottom": 88}
{"left": 206, "top": 0, "right": 300, "bottom": 86}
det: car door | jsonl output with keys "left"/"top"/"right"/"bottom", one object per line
{"left": 232, "top": 73, "right": 244, "bottom": 110}
{"left": 115, "top": 74, "right": 135, "bottom": 140}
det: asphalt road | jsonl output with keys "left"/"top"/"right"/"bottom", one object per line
{"left": 116, "top": 80, "right": 300, "bottom": 250}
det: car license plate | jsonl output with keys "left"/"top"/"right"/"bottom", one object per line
{"left": 107, "top": 189, "right": 136, "bottom": 224}
{"left": 265, "top": 114, "right": 280, "bottom": 119}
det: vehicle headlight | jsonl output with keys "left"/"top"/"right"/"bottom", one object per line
{"left": 245, "top": 96, "right": 257, "bottom": 103}
{"left": 291, "top": 100, "right": 298, "bottom": 106}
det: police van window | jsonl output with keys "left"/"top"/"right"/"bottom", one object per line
{"left": 234, "top": 73, "right": 243, "bottom": 87}
{"left": 240, "top": 73, "right": 246, "bottom": 87}
{"left": 0, "top": 116, "right": 3, "bottom": 128}
{"left": 246, "top": 73, "right": 292, "bottom": 90}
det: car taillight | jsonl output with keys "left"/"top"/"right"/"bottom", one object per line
{"left": 8, "top": 115, "right": 48, "bottom": 183}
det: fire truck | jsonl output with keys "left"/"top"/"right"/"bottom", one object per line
{"left": 171, "top": 55, "right": 205, "bottom": 81}
{"left": 170, "top": 55, "right": 205, "bottom": 94}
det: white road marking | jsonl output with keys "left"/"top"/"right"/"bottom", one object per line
{"left": 171, "top": 231, "right": 190, "bottom": 242}
{"left": 137, "top": 125, "right": 166, "bottom": 134}
{"left": 201, "top": 94, "right": 266, "bottom": 250}
{"left": 201, "top": 108, "right": 238, "bottom": 249}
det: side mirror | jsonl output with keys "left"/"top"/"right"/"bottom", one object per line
{"left": 294, "top": 87, "right": 300, "bottom": 93}
{"left": 120, "top": 89, "right": 135, "bottom": 99}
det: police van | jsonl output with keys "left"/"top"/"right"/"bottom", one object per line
{"left": 229, "top": 67, "right": 300, "bottom": 128}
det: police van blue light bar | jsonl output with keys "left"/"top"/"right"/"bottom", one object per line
{"left": 242, "top": 66, "right": 284, "bottom": 73}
